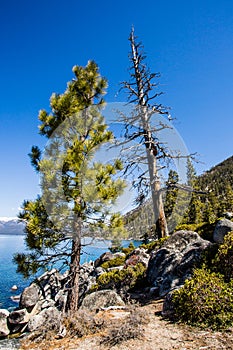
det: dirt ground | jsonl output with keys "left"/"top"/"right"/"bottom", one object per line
{"left": 20, "top": 300, "right": 233, "bottom": 350}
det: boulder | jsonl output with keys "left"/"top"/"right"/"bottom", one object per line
{"left": 125, "top": 248, "right": 150, "bottom": 268}
{"left": 11, "top": 285, "right": 18, "bottom": 291}
{"left": 19, "top": 283, "right": 40, "bottom": 309}
{"left": 36, "top": 269, "right": 62, "bottom": 300}
{"left": 80, "top": 290, "right": 125, "bottom": 312}
{"left": 27, "top": 306, "right": 61, "bottom": 332}
{"left": 213, "top": 219, "right": 233, "bottom": 244}
{"left": 162, "top": 288, "right": 182, "bottom": 318}
{"left": 223, "top": 212, "right": 233, "bottom": 220}
{"left": 0, "top": 309, "right": 10, "bottom": 337}
{"left": 55, "top": 290, "right": 68, "bottom": 312}
{"left": 72, "top": 262, "right": 97, "bottom": 306}
{"left": 8, "top": 308, "right": 30, "bottom": 333}
{"left": 94, "top": 266, "right": 105, "bottom": 276}
{"left": 147, "top": 231, "right": 212, "bottom": 297}
{"left": 8, "top": 308, "right": 29, "bottom": 325}
{"left": 38, "top": 298, "right": 56, "bottom": 310}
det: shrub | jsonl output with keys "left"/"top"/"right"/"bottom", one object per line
{"left": 200, "top": 243, "right": 219, "bottom": 269}
{"left": 121, "top": 241, "right": 135, "bottom": 255}
{"left": 63, "top": 309, "right": 105, "bottom": 338}
{"left": 175, "top": 222, "right": 216, "bottom": 241}
{"left": 213, "top": 231, "right": 233, "bottom": 282}
{"left": 96, "top": 262, "right": 146, "bottom": 291}
{"left": 100, "top": 305, "right": 146, "bottom": 347}
{"left": 172, "top": 268, "right": 233, "bottom": 330}
{"left": 101, "top": 255, "right": 126, "bottom": 269}
{"left": 140, "top": 237, "right": 168, "bottom": 253}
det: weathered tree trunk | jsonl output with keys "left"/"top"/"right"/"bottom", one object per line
{"left": 130, "top": 32, "right": 168, "bottom": 239}
{"left": 66, "top": 217, "right": 81, "bottom": 314}
{"left": 145, "top": 128, "right": 168, "bottom": 239}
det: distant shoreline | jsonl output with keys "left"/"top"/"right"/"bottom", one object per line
{"left": 0, "top": 233, "right": 25, "bottom": 236}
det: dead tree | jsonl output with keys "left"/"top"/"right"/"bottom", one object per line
{"left": 120, "top": 29, "right": 175, "bottom": 239}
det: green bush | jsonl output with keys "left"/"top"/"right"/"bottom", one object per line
{"left": 213, "top": 231, "right": 233, "bottom": 282}
{"left": 172, "top": 268, "right": 233, "bottom": 330}
{"left": 140, "top": 237, "right": 168, "bottom": 253}
{"left": 96, "top": 262, "right": 146, "bottom": 291}
{"left": 121, "top": 241, "right": 135, "bottom": 255}
{"left": 101, "top": 255, "right": 126, "bottom": 269}
{"left": 175, "top": 222, "right": 216, "bottom": 241}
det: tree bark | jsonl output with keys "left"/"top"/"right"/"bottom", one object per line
{"left": 145, "top": 131, "right": 168, "bottom": 239}
{"left": 66, "top": 217, "right": 81, "bottom": 314}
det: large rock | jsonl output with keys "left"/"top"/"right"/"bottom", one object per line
{"left": 80, "top": 290, "right": 125, "bottom": 312}
{"left": 213, "top": 219, "right": 233, "bottom": 244}
{"left": 147, "top": 231, "right": 212, "bottom": 297}
{"left": 78, "top": 262, "right": 96, "bottom": 305}
{"left": 36, "top": 269, "right": 63, "bottom": 300}
{"left": 0, "top": 309, "right": 10, "bottom": 337}
{"left": 27, "top": 306, "right": 61, "bottom": 332}
{"left": 8, "top": 308, "right": 30, "bottom": 333}
{"left": 20, "top": 283, "right": 40, "bottom": 309}
{"left": 125, "top": 248, "right": 150, "bottom": 268}
{"left": 8, "top": 308, "right": 29, "bottom": 325}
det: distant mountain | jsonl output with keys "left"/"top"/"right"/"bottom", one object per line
{"left": 0, "top": 217, "right": 25, "bottom": 235}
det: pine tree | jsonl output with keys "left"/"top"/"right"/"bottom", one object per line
{"left": 186, "top": 158, "right": 196, "bottom": 187}
{"left": 14, "top": 61, "right": 126, "bottom": 314}
{"left": 185, "top": 159, "right": 204, "bottom": 224}
{"left": 164, "top": 170, "right": 179, "bottom": 219}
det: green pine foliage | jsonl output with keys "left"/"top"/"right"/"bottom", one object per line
{"left": 14, "top": 62, "right": 126, "bottom": 290}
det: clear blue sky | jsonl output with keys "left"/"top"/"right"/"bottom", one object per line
{"left": 0, "top": 0, "right": 232, "bottom": 217}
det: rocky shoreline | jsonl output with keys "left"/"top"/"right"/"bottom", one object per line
{"left": 0, "top": 219, "right": 233, "bottom": 345}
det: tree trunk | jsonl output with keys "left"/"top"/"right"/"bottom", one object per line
{"left": 66, "top": 217, "right": 81, "bottom": 314}
{"left": 146, "top": 137, "right": 168, "bottom": 239}
{"left": 129, "top": 32, "right": 168, "bottom": 239}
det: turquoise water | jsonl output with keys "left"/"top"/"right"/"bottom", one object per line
{"left": 0, "top": 234, "right": 140, "bottom": 310}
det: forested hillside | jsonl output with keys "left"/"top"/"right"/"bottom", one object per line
{"left": 124, "top": 156, "right": 233, "bottom": 239}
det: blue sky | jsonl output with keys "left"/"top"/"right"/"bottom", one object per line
{"left": 0, "top": 0, "right": 232, "bottom": 217}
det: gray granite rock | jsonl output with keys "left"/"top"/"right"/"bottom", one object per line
{"left": 147, "top": 231, "right": 212, "bottom": 297}
{"left": 0, "top": 309, "right": 10, "bottom": 337}
{"left": 27, "top": 306, "right": 61, "bottom": 332}
{"left": 19, "top": 283, "right": 40, "bottom": 309}
{"left": 80, "top": 290, "right": 125, "bottom": 312}
{"left": 213, "top": 219, "right": 233, "bottom": 244}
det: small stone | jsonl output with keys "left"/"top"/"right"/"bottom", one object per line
{"left": 11, "top": 285, "right": 18, "bottom": 291}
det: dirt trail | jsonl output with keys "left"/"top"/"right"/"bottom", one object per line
{"left": 20, "top": 301, "right": 233, "bottom": 350}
